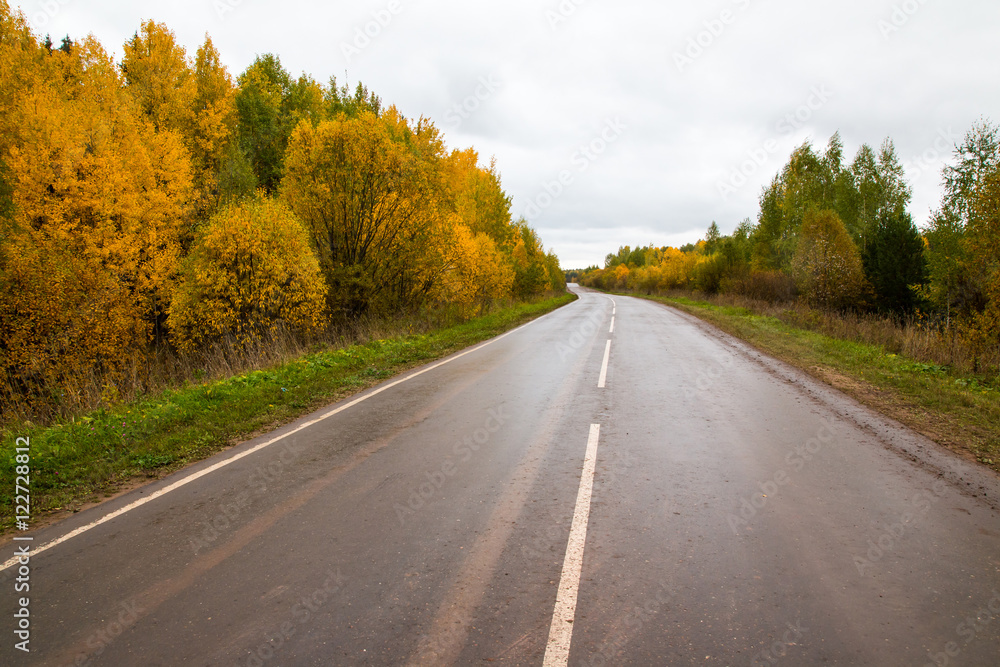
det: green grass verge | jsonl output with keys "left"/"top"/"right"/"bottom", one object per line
{"left": 0, "top": 293, "right": 576, "bottom": 530}
{"left": 635, "top": 293, "right": 1000, "bottom": 473}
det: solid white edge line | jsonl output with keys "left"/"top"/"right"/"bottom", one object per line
{"left": 2, "top": 314, "right": 551, "bottom": 571}
{"left": 597, "top": 340, "right": 611, "bottom": 388}
{"left": 542, "top": 423, "right": 601, "bottom": 667}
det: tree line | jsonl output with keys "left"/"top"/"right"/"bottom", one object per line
{"left": 577, "top": 121, "right": 1000, "bottom": 368}
{"left": 0, "top": 5, "right": 563, "bottom": 417}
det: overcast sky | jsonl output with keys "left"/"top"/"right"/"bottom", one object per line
{"left": 12, "top": 0, "right": 999, "bottom": 268}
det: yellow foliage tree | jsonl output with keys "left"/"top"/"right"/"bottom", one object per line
{"left": 612, "top": 263, "right": 631, "bottom": 289}
{"left": 432, "top": 222, "right": 514, "bottom": 315}
{"left": 0, "top": 23, "right": 195, "bottom": 412}
{"left": 510, "top": 222, "right": 553, "bottom": 297}
{"left": 15, "top": 37, "right": 193, "bottom": 328}
{"left": 169, "top": 195, "right": 327, "bottom": 352}
{"left": 441, "top": 148, "right": 516, "bottom": 251}
{"left": 792, "top": 209, "right": 869, "bottom": 309}
{"left": 121, "top": 20, "right": 196, "bottom": 134}
{"left": 282, "top": 108, "right": 443, "bottom": 315}
{"left": 190, "top": 36, "right": 236, "bottom": 216}
{"left": 657, "top": 247, "right": 699, "bottom": 290}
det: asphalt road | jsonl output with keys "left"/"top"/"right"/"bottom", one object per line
{"left": 3, "top": 285, "right": 1000, "bottom": 666}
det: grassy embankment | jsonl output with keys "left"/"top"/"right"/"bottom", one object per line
{"left": 0, "top": 293, "right": 576, "bottom": 530}
{"left": 626, "top": 292, "right": 1000, "bottom": 473}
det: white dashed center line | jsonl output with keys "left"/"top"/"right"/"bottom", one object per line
{"left": 543, "top": 423, "right": 601, "bottom": 667}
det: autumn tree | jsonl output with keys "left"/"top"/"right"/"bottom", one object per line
{"left": 926, "top": 119, "right": 1000, "bottom": 324}
{"left": 0, "top": 157, "right": 12, "bottom": 222}
{"left": 825, "top": 133, "right": 861, "bottom": 232}
{"left": 704, "top": 221, "right": 721, "bottom": 254}
{"left": 169, "top": 195, "right": 327, "bottom": 351}
{"left": 924, "top": 209, "right": 967, "bottom": 326}
{"left": 753, "top": 136, "right": 910, "bottom": 271}
{"left": 752, "top": 174, "right": 790, "bottom": 270}
{"left": 282, "top": 108, "right": 443, "bottom": 316}
{"left": 792, "top": 209, "right": 869, "bottom": 309}
{"left": 962, "top": 163, "right": 1000, "bottom": 351}
{"left": 190, "top": 35, "right": 237, "bottom": 216}
{"left": 441, "top": 149, "right": 516, "bottom": 251}
{"left": 941, "top": 118, "right": 999, "bottom": 228}
{"left": 0, "top": 24, "right": 194, "bottom": 413}
{"left": 849, "top": 143, "right": 881, "bottom": 245}
{"left": 286, "top": 74, "right": 326, "bottom": 129}
{"left": 875, "top": 140, "right": 911, "bottom": 215}
{"left": 754, "top": 144, "right": 828, "bottom": 271}
{"left": 0, "top": 7, "right": 562, "bottom": 417}
{"left": 121, "top": 20, "right": 196, "bottom": 134}
{"left": 433, "top": 223, "right": 514, "bottom": 315}
{"left": 544, "top": 251, "right": 564, "bottom": 291}
{"left": 718, "top": 218, "right": 754, "bottom": 280}
{"left": 121, "top": 24, "right": 238, "bottom": 222}
{"left": 10, "top": 33, "right": 193, "bottom": 331}
{"left": 511, "top": 222, "right": 553, "bottom": 297}
{"left": 853, "top": 139, "right": 911, "bottom": 254}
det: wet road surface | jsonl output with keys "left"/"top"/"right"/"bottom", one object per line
{"left": 3, "top": 285, "right": 1000, "bottom": 666}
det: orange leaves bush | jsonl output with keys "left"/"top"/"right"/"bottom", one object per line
{"left": 168, "top": 195, "right": 327, "bottom": 352}
{"left": 433, "top": 222, "right": 514, "bottom": 315}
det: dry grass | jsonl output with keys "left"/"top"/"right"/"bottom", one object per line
{"left": 659, "top": 289, "right": 1000, "bottom": 378}
{"left": 0, "top": 300, "right": 529, "bottom": 429}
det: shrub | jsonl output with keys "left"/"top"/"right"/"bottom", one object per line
{"left": 724, "top": 270, "right": 798, "bottom": 302}
{"left": 169, "top": 195, "right": 327, "bottom": 352}
{"left": 792, "top": 209, "right": 870, "bottom": 310}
